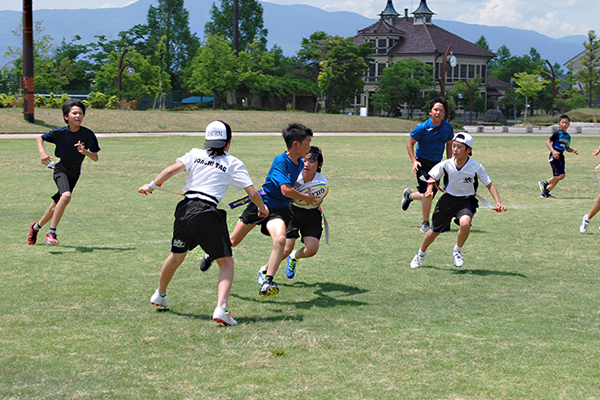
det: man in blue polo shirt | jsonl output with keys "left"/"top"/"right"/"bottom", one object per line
{"left": 402, "top": 97, "right": 454, "bottom": 232}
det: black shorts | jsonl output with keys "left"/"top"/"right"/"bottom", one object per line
{"left": 415, "top": 157, "right": 441, "bottom": 194}
{"left": 171, "top": 198, "right": 232, "bottom": 257}
{"left": 431, "top": 194, "right": 478, "bottom": 233}
{"left": 286, "top": 205, "right": 323, "bottom": 241}
{"left": 51, "top": 162, "right": 81, "bottom": 203}
{"left": 239, "top": 201, "right": 292, "bottom": 236}
{"left": 549, "top": 153, "right": 566, "bottom": 176}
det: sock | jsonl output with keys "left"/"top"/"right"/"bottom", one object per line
{"left": 48, "top": 228, "right": 56, "bottom": 235}
{"left": 156, "top": 289, "right": 167, "bottom": 297}
{"left": 584, "top": 214, "right": 590, "bottom": 222}
{"left": 265, "top": 275, "right": 273, "bottom": 282}
{"left": 454, "top": 245, "right": 462, "bottom": 253}
{"left": 218, "top": 305, "right": 228, "bottom": 311}
{"left": 290, "top": 250, "right": 297, "bottom": 260}
{"left": 33, "top": 222, "right": 41, "bottom": 231}
{"left": 418, "top": 249, "right": 426, "bottom": 257}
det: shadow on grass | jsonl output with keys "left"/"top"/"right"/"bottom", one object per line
{"left": 48, "top": 245, "right": 136, "bottom": 254}
{"left": 425, "top": 265, "right": 526, "bottom": 278}
{"left": 32, "top": 118, "right": 56, "bottom": 130}
{"left": 166, "top": 309, "right": 305, "bottom": 324}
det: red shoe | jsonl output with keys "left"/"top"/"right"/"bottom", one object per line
{"left": 45, "top": 232, "right": 59, "bottom": 245}
{"left": 28, "top": 222, "right": 39, "bottom": 245}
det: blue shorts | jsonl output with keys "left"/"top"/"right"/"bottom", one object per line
{"left": 549, "top": 153, "right": 565, "bottom": 176}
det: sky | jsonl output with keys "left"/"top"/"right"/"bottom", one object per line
{"left": 0, "top": 0, "right": 597, "bottom": 39}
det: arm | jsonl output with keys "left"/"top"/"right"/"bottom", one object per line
{"left": 37, "top": 135, "right": 52, "bottom": 165}
{"left": 244, "top": 186, "right": 269, "bottom": 217}
{"left": 486, "top": 182, "right": 506, "bottom": 212}
{"left": 593, "top": 146, "right": 600, "bottom": 156}
{"left": 280, "top": 183, "right": 318, "bottom": 206}
{"left": 424, "top": 182, "right": 435, "bottom": 198}
{"left": 138, "top": 162, "right": 186, "bottom": 195}
{"left": 546, "top": 139, "right": 560, "bottom": 159}
{"left": 74, "top": 141, "right": 99, "bottom": 162}
{"left": 566, "top": 146, "right": 578, "bottom": 155}
{"left": 446, "top": 140, "right": 453, "bottom": 159}
{"left": 406, "top": 137, "right": 421, "bottom": 173}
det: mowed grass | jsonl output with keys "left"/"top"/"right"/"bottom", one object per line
{"left": 2, "top": 134, "right": 600, "bottom": 399}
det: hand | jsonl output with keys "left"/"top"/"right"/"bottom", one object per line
{"left": 258, "top": 206, "right": 269, "bottom": 218}
{"left": 593, "top": 147, "right": 600, "bottom": 156}
{"left": 74, "top": 141, "right": 86, "bottom": 154}
{"left": 552, "top": 150, "right": 560, "bottom": 159}
{"left": 573, "top": 148, "right": 579, "bottom": 155}
{"left": 424, "top": 189, "right": 434, "bottom": 198}
{"left": 138, "top": 184, "right": 154, "bottom": 195}
{"left": 496, "top": 202, "right": 507, "bottom": 212}
{"left": 40, "top": 153, "right": 52, "bottom": 165}
{"left": 411, "top": 160, "right": 421, "bottom": 174}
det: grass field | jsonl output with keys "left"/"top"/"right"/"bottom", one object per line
{"left": 2, "top": 134, "right": 600, "bottom": 399}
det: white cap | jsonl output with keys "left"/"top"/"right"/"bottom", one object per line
{"left": 204, "top": 120, "right": 231, "bottom": 149}
{"left": 453, "top": 132, "right": 473, "bottom": 148}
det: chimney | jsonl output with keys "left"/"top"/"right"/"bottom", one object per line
{"left": 404, "top": 8, "right": 408, "bottom": 21}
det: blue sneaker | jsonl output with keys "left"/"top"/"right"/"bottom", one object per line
{"left": 257, "top": 265, "right": 267, "bottom": 285}
{"left": 286, "top": 255, "right": 299, "bottom": 279}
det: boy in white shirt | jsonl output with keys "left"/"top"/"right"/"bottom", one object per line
{"left": 410, "top": 133, "right": 506, "bottom": 269}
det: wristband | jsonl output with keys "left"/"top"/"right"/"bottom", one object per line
{"left": 149, "top": 180, "right": 162, "bottom": 190}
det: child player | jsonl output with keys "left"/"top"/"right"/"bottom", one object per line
{"left": 538, "top": 115, "right": 578, "bottom": 199}
{"left": 28, "top": 99, "right": 100, "bottom": 245}
{"left": 579, "top": 144, "right": 600, "bottom": 233}
{"left": 138, "top": 121, "right": 268, "bottom": 326}
{"left": 410, "top": 132, "right": 506, "bottom": 269}
{"left": 200, "top": 123, "right": 318, "bottom": 298}
{"left": 257, "top": 146, "right": 327, "bottom": 283}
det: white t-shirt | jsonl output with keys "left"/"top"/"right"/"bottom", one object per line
{"left": 176, "top": 148, "right": 253, "bottom": 203}
{"left": 429, "top": 157, "right": 491, "bottom": 197}
{"left": 294, "top": 172, "right": 328, "bottom": 209}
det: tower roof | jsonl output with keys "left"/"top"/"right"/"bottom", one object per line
{"left": 379, "top": 0, "right": 399, "bottom": 18}
{"left": 412, "top": 0, "right": 435, "bottom": 16}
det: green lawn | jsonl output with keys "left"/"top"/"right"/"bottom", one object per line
{"left": 2, "top": 134, "right": 600, "bottom": 399}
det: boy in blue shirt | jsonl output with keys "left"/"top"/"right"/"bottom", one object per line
{"left": 402, "top": 97, "right": 454, "bottom": 232}
{"left": 538, "top": 115, "right": 578, "bottom": 198}
{"left": 200, "top": 123, "right": 318, "bottom": 297}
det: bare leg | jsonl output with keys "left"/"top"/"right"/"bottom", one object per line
{"left": 157, "top": 252, "right": 187, "bottom": 293}
{"left": 588, "top": 194, "right": 600, "bottom": 219}
{"left": 265, "top": 219, "right": 287, "bottom": 277}
{"left": 230, "top": 220, "right": 255, "bottom": 247}
{"left": 456, "top": 215, "right": 472, "bottom": 247}
{"left": 49, "top": 192, "right": 72, "bottom": 229}
{"left": 215, "top": 257, "right": 234, "bottom": 308}
{"left": 420, "top": 229, "right": 441, "bottom": 252}
{"left": 281, "top": 238, "right": 297, "bottom": 262}
{"left": 546, "top": 174, "right": 565, "bottom": 192}
{"left": 421, "top": 195, "right": 433, "bottom": 222}
{"left": 38, "top": 201, "right": 57, "bottom": 227}
{"left": 295, "top": 237, "right": 319, "bottom": 259}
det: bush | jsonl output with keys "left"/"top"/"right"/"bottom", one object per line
{"left": 47, "top": 93, "right": 61, "bottom": 109}
{"left": 87, "top": 92, "right": 106, "bottom": 109}
{"left": 450, "top": 121, "right": 464, "bottom": 132}
{"left": 106, "top": 95, "right": 119, "bottom": 110}
{"left": 10, "top": 96, "right": 23, "bottom": 108}
{"left": 34, "top": 94, "right": 47, "bottom": 108}
{"left": 0, "top": 93, "right": 15, "bottom": 108}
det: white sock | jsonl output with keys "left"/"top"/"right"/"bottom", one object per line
{"left": 584, "top": 214, "right": 590, "bottom": 222}
{"left": 290, "top": 250, "right": 297, "bottom": 260}
{"left": 418, "top": 249, "right": 426, "bottom": 257}
{"left": 454, "top": 245, "right": 462, "bottom": 253}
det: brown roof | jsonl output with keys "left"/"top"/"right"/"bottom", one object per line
{"left": 487, "top": 77, "right": 512, "bottom": 90}
{"left": 355, "top": 17, "right": 496, "bottom": 59}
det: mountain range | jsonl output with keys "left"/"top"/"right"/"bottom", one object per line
{"left": 0, "top": 0, "right": 587, "bottom": 68}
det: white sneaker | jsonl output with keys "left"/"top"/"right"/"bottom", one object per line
{"left": 213, "top": 306, "right": 237, "bottom": 326}
{"left": 410, "top": 253, "right": 425, "bottom": 268}
{"left": 453, "top": 250, "right": 464, "bottom": 268}
{"left": 150, "top": 290, "right": 169, "bottom": 308}
{"left": 580, "top": 214, "right": 590, "bottom": 234}
{"left": 257, "top": 265, "right": 267, "bottom": 285}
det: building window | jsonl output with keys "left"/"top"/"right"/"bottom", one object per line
{"left": 378, "top": 38, "right": 386, "bottom": 48}
{"left": 468, "top": 65, "right": 475, "bottom": 79}
{"left": 377, "top": 63, "right": 386, "bottom": 76}
{"left": 460, "top": 64, "right": 467, "bottom": 79}
{"left": 369, "top": 63, "right": 376, "bottom": 77}
{"left": 476, "top": 65, "right": 480, "bottom": 77}
{"left": 355, "top": 94, "right": 362, "bottom": 105}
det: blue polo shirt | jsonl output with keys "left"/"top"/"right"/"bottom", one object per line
{"left": 410, "top": 119, "right": 454, "bottom": 162}
{"left": 262, "top": 152, "right": 304, "bottom": 209}
{"left": 549, "top": 130, "right": 571, "bottom": 153}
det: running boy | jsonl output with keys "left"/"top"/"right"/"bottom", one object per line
{"left": 579, "top": 145, "right": 600, "bottom": 233}
{"left": 139, "top": 121, "right": 268, "bottom": 326}
{"left": 402, "top": 97, "right": 454, "bottom": 232}
{"left": 28, "top": 99, "right": 100, "bottom": 245}
{"left": 538, "top": 115, "right": 578, "bottom": 198}
{"left": 257, "top": 146, "right": 327, "bottom": 283}
{"left": 410, "top": 132, "right": 506, "bottom": 269}
{"left": 200, "top": 123, "right": 317, "bottom": 298}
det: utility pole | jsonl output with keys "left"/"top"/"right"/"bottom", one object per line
{"left": 22, "top": 0, "right": 34, "bottom": 123}
{"left": 233, "top": 0, "right": 239, "bottom": 55}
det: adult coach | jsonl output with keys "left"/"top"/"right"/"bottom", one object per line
{"left": 401, "top": 97, "right": 454, "bottom": 232}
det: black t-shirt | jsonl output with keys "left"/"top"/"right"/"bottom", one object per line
{"left": 41, "top": 125, "right": 101, "bottom": 165}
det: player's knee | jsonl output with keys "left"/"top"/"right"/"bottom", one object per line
{"left": 459, "top": 215, "right": 471, "bottom": 226}
{"left": 60, "top": 192, "right": 72, "bottom": 202}
{"left": 557, "top": 174, "right": 565, "bottom": 181}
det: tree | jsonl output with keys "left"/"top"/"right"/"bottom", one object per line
{"left": 475, "top": 35, "right": 490, "bottom": 51}
{"left": 205, "top": 0, "right": 268, "bottom": 53}
{"left": 513, "top": 72, "right": 548, "bottom": 122}
{"left": 237, "top": 40, "right": 276, "bottom": 106}
{"left": 371, "top": 58, "right": 435, "bottom": 118}
{"left": 576, "top": 30, "right": 600, "bottom": 107}
{"left": 185, "top": 34, "right": 239, "bottom": 107}
{"left": 454, "top": 77, "right": 484, "bottom": 124}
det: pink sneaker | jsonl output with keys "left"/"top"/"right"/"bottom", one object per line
{"left": 45, "top": 232, "right": 59, "bottom": 245}
{"left": 28, "top": 222, "right": 39, "bottom": 245}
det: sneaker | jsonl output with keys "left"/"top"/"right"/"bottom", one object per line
{"left": 545, "top": 192, "right": 555, "bottom": 199}
{"left": 453, "top": 250, "right": 464, "bottom": 268}
{"left": 259, "top": 280, "right": 279, "bottom": 297}
{"left": 538, "top": 181, "right": 547, "bottom": 196}
{"left": 28, "top": 222, "right": 39, "bottom": 245}
{"left": 580, "top": 214, "right": 590, "bottom": 234}
{"left": 45, "top": 232, "right": 59, "bottom": 245}
{"left": 213, "top": 306, "right": 238, "bottom": 326}
{"left": 199, "top": 254, "right": 212, "bottom": 272}
{"left": 150, "top": 290, "right": 169, "bottom": 309}
{"left": 410, "top": 253, "right": 425, "bottom": 268}
{"left": 420, "top": 221, "right": 431, "bottom": 233}
{"left": 286, "top": 256, "right": 298, "bottom": 279}
{"left": 401, "top": 188, "right": 413, "bottom": 211}
{"left": 257, "top": 265, "right": 267, "bottom": 285}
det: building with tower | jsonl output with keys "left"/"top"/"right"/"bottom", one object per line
{"left": 353, "top": 0, "right": 496, "bottom": 117}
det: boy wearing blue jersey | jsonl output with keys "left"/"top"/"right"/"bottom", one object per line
{"left": 402, "top": 97, "right": 454, "bottom": 232}
{"left": 410, "top": 133, "right": 506, "bottom": 269}
{"left": 200, "top": 123, "right": 318, "bottom": 298}
{"left": 538, "top": 115, "right": 578, "bottom": 198}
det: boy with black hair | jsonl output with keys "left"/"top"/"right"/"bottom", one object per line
{"left": 402, "top": 97, "right": 454, "bottom": 232}
{"left": 139, "top": 120, "right": 268, "bottom": 326}
{"left": 28, "top": 99, "right": 100, "bottom": 245}
{"left": 200, "top": 122, "right": 318, "bottom": 298}
{"left": 410, "top": 132, "right": 506, "bottom": 269}
{"left": 538, "top": 114, "right": 578, "bottom": 198}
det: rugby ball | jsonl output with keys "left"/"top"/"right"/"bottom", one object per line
{"left": 293, "top": 181, "right": 329, "bottom": 209}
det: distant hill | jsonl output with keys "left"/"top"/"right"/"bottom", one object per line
{"left": 0, "top": 0, "right": 586, "bottom": 68}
